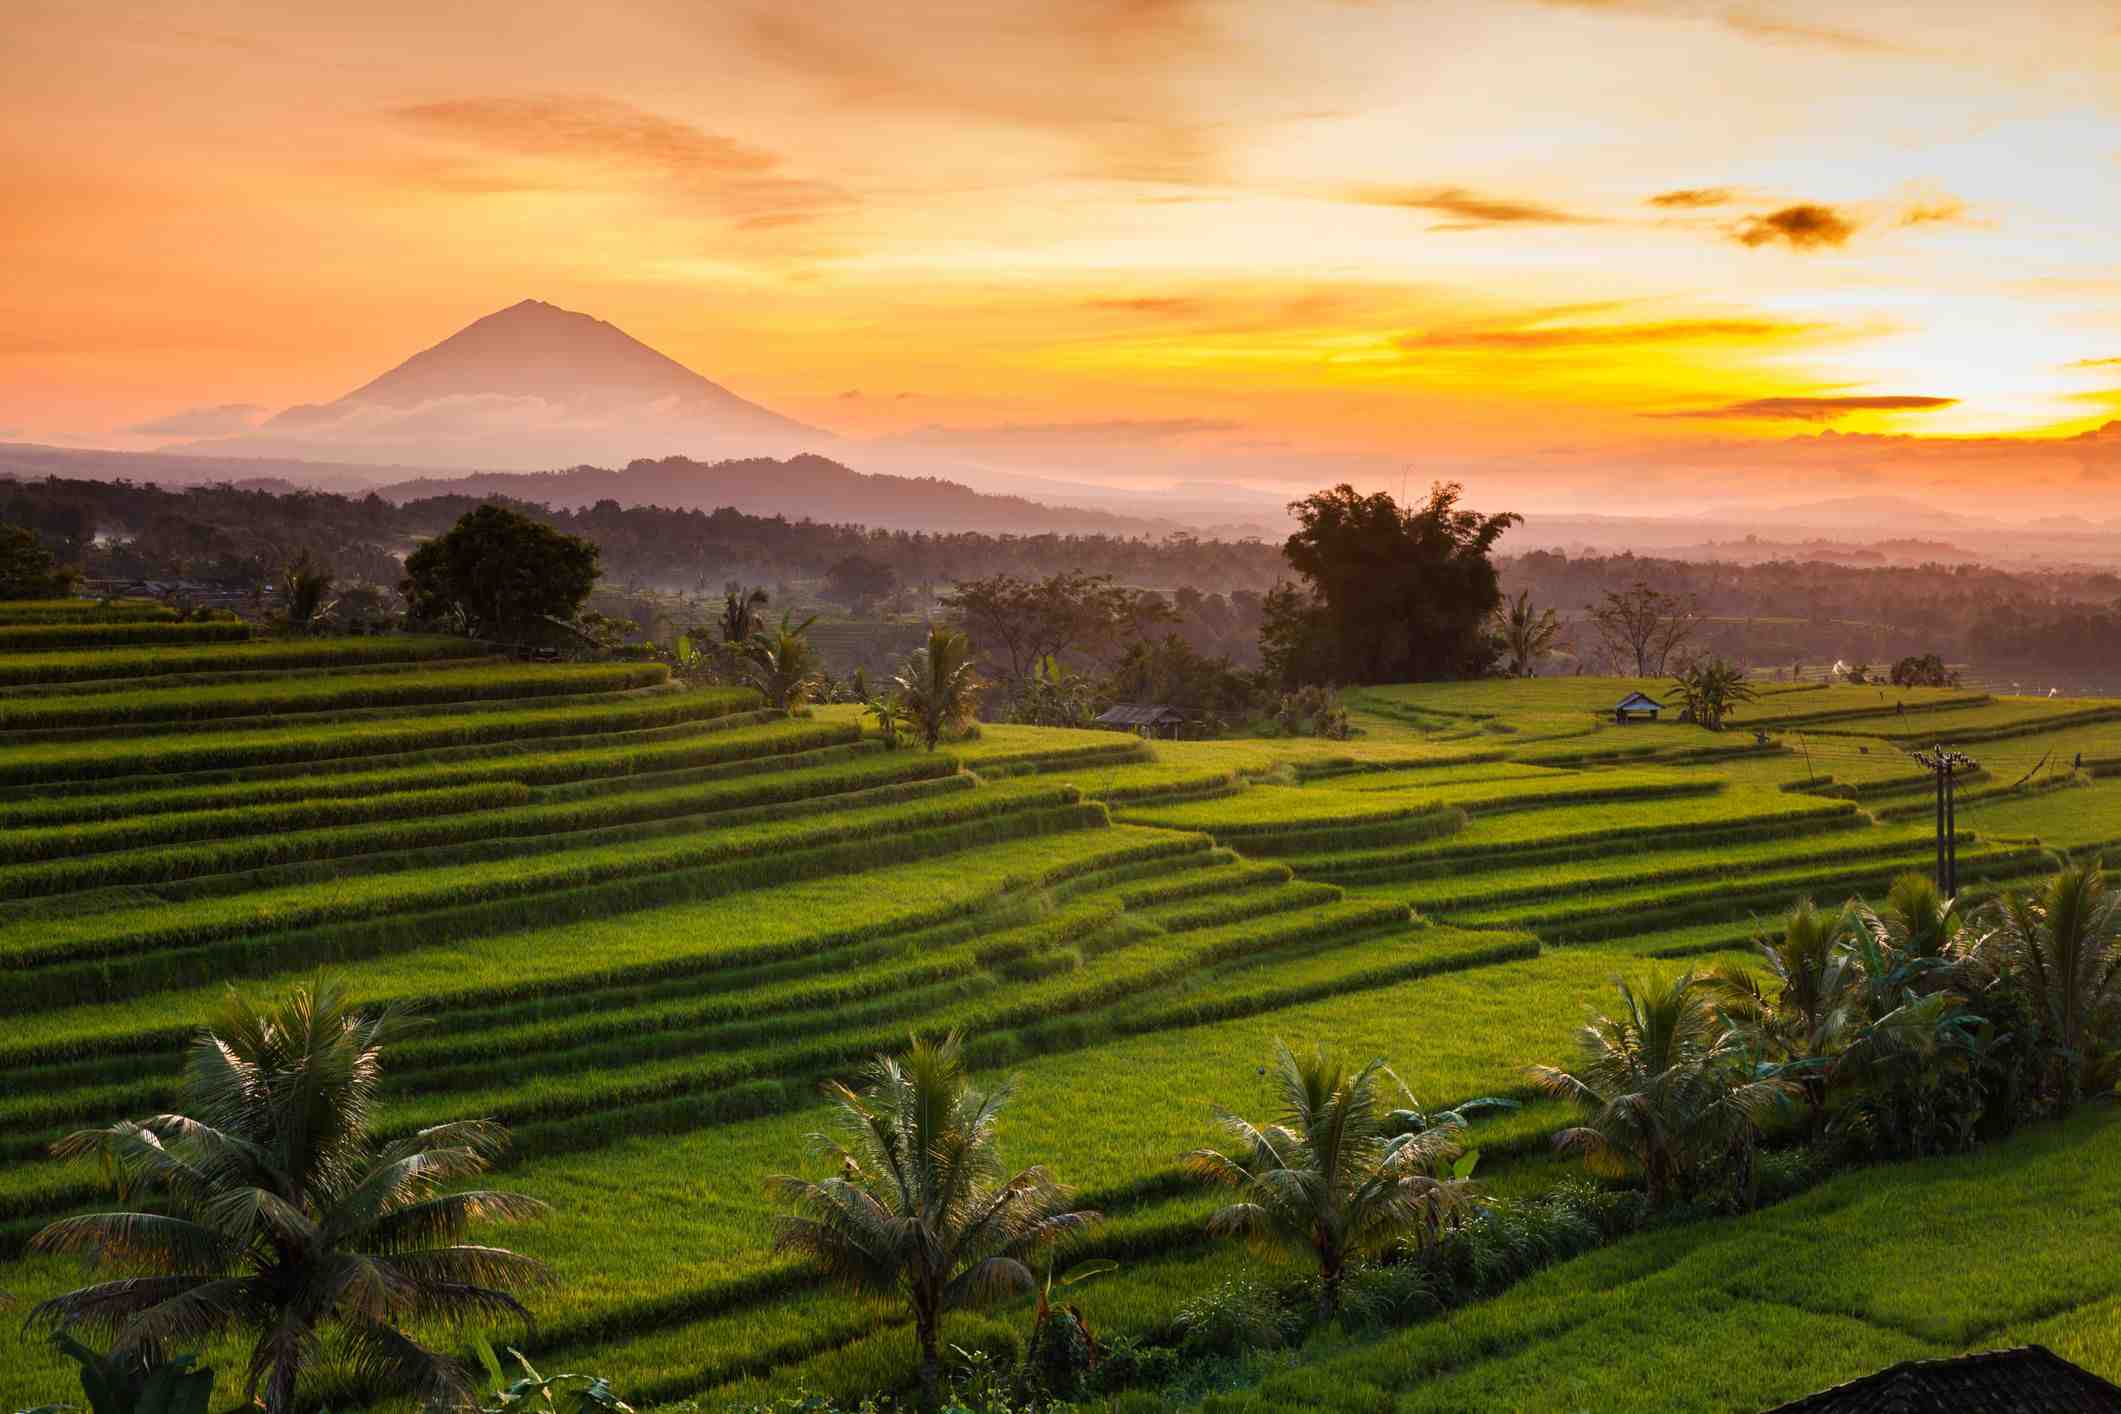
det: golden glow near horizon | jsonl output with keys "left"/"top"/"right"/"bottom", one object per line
{"left": 4, "top": 0, "right": 2120, "bottom": 512}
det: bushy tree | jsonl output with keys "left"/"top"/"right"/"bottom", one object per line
{"left": 1185, "top": 1042, "right": 1474, "bottom": 1316}
{"left": 401, "top": 505, "right": 599, "bottom": 640}
{"left": 1889, "top": 653, "right": 1956, "bottom": 688}
{"left": 942, "top": 571, "right": 1174, "bottom": 706}
{"left": 26, "top": 979, "right": 549, "bottom": 1413}
{"left": 768, "top": 1034, "right": 1098, "bottom": 1408}
{"left": 823, "top": 556, "right": 899, "bottom": 615}
{"left": 1270, "top": 483, "right": 1519, "bottom": 686}
{"left": 0, "top": 523, "right": 78, "bottom": 599}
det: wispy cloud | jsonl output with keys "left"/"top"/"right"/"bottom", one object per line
{"left": 1718, "top": 8, "right": 1902, "bottom": 54}
{"left": 1350, "top": 186, "right": 1603, "bottom": 228}
{"left": 1647, "top": 187, "right": 1736, "bottom": 208}
{"left": 1732, "top": 203, "right": 1857, "bottom": 249}
{"left": 125, "top": 403, "right": 268, "bottom": 438}
{"left": 1084, "top": 296, "right": 1214, "bottom": 318}
{"left": 391, "top": 94, "right": 849, "bottom": 226}
{"left": 739, "top": 2, "right": 1233, "bottom": 183}
{"left": 2072, "top": 356, "right": 2121, "bottom": 369}
{"left": 1651, "top": 395, "right": 1957, "bottom": 421}
{"left": 1400, "top": 317, "right": 1814, "bottom": 352}
{"left": 1896, "top": 195, "right": 1969, "bottom": 227}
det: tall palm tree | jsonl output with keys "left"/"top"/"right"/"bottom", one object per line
{"left": 893, "top": 626, "right": 983, "bottom": 751}
{"left": 280, "top": 552, "right": 337, "bottom": 634}
{"left": 1493, "top": 590, "right": 1565, "bottom": 677}
{"left": 742, "top": 612, "right": 824, "bottom": 711}
{"left": 1184, "top": 1042, "right": 1472, "bottom": 1317}
{"left": 717, "top": 583, "right": 769, "bottom": 644}
{"left": 1530, "top": 970, "right": 1791, "bottom": 1207}
{"left": 26, "top": 980, "right": 549, "bottom": 1413}
{"left": 768, "top": 1033, "right": 1097, "bottom": 1409}
{"left": 1983, "top": 862, "right": 2121, "bottom": 1109}
{"left": 1705, "top": 899, "right": 1862, "bottom": 1140}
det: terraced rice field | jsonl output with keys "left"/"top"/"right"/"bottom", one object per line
{"left": 0, "top": 635, "right": 2115, "bottom": 1408}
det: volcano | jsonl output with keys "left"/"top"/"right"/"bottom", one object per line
{"left": 183, "top": 299, "right": 827, "bottom": 470}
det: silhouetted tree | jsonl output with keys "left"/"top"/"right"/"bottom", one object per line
{"left": 401, "top": 505, "right": 599, "bottom": 640}
{"left": 1268, "top": 482, "right": 1519, "bottom": 685}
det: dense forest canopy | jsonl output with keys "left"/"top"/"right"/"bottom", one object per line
{"left": 5, "top": 473, "right": 2121, "bottom": 679}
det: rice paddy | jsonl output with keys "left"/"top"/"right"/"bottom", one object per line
{"left": 0, "top": 638, "right": 2114, "bottom": 1409}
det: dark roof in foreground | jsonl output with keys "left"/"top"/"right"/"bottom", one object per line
{"left": 1763, "top": 1346, "right": 2121, "bottom": 1414}
{"left": 1615, "top": 691, "right": 1663, "bottom": 709}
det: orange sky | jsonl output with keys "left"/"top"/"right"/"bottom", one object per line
{"left": 4, "top": 0, "right": 2121, "bottom": 513}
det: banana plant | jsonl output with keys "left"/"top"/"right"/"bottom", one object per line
{"left": 23, "top": 1333, "right": 212, "bottom": 1414}
{"left": 463, "top": 1340, "right": 633, "bottom": 1414}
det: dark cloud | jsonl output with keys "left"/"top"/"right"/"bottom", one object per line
{"left": 1401, "top": 318, "right": 1812, "bottom": 352}
{"left": 1647, "top": 187, "right": 1735, "bottom": 208}
{"left": 1652, "top": 395, "right": 1958, "bottom": 422}
{"left": 1733, "top": 203, "right": 1857, "bottom": 250}
{"left": 837, "top": 389, "right": 863, "bottom": 400}
{"left": 125, "top": 403, "right": 268, "bottom": 438}
{"left": 1352, "top": 186, "right": 1602, "bottom": 227}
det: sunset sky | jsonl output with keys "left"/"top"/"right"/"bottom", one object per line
{"left": 5, "top": 0, "right": 2121, "bottom": 513}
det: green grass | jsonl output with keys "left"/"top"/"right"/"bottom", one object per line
{"left": 0, "top": 686, "right": 761, "bottom": 784}
{"left": 0, "top": 618, "right": 251, "bottom": 651}
{"left": 5, "top": 652, "right": 2119, "bottom": 1410}
{"left": 0, "top": 660, "right": 670, "bottom": 730}
{"left": 1206, "top": 1107, "right": 2121, "bottom": 1413}
{"left": 0, "top": 633, "right": 482, "bottom": 685}
{"left": 0, "top": 597, "right": 178, "bottom": 622}
{"left": 0, "top": 719, "right": 859, "bottom": 827}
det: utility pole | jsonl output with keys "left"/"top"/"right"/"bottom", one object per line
{"left": 1913, "top": 745, "right": 1976, "bottom": 896}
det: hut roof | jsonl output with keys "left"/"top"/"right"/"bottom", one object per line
{"left": 1616, "top": 691, "right": 1663, "bottom": 711}
{"left": 1095, "top": 704, "right": 1189, "bottom": 727}
{"left": 1762, "top": 1346, "right": 2121, "bottom": 1414}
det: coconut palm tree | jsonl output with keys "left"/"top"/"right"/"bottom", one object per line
{"left": 1983, "top": 862, "right": 2121, "bottom": 1110}
{"left": 768, "top": 1033, "right": 1097, "bottom": 1408}
{"left": 25, "top": 980, "right": 550, "bottom": 1414}
{"left": 1493, "top": 590, "right": 1565, "bottom": 677}
{"left": 717, "top": 583, "right": 769, "bottom": 644}
{"left": 1531, "top": 970, "right": 1791, "bottom": 1207}
{"left": 1705, "top": 898, "right": 1863, "bottom": 1140}
{"left": 1667, "top": 656, "right": 1758, "bottom": 731}
{"left": 893, "top": 626, "right": 983, "bottom": 751}
{"left": 279, "top": 552, "right": 337, "bottom": 633}
{"left": 742, "top": 612, "right": 824, "bottom": 711}
{"left": 1184, "top": 1042, "right": 1473, "bottom": 1318}
{"left": 1856, "top": 871, "right": 1971, "bottom": 963}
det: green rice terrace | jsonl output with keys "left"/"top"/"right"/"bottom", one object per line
{"left": 4, "top": 606, "right": 2119, "bottom": 1409}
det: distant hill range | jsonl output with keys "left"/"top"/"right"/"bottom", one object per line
{"left": 368, "top": 453, "right": 1173, "bottom": 534}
